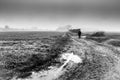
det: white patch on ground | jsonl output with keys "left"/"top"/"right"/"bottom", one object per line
{"left": 61, "top": 52, "right": 82, "bottom": 63}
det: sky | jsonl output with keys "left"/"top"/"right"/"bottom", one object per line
{"left": 0, "top": 0, "right": 120, "bottom": 32}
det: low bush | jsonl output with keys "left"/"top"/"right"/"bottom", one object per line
{"left": 91, "top": 31, "right": 105, "bottom": 37}
{"left": 107, "top": 40, "right": 120, "bottom": 47}
{"left": 86, "top": 31, "right": 109, "bottom": 43}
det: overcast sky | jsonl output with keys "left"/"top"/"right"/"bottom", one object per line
{"left": 0, "top": 0, "right": 120, "bottom": 31}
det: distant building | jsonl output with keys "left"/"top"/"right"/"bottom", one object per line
{"left": 69, "top": 29, "right": 81, "bottom": 33}
{"left": 56, "top": 25, "right": 72, "bottom": 32}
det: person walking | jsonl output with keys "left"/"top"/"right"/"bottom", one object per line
{"left": 78, "top": 29, "right": 81, "bottom": 38}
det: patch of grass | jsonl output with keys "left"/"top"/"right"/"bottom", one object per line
{"left": 86, "top": 37, "right": 109, "bottom": 43}
{"left": 107, "top": 40, "right": 120, "bottom": 47}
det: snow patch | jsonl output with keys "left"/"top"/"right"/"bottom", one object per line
{"left": 61, "top": 52, "right": 82, "bottom": 63}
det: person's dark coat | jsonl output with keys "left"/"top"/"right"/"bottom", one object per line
{"left": 78, "top": 30, "right": 81, "bottom": 38}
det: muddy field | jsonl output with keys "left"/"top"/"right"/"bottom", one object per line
{"left": 0, "top": 31, "right": 120, "bottom": 80}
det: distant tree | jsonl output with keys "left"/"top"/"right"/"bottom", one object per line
{"left": 5, "top": 25, "right": 10, "bottom": 29}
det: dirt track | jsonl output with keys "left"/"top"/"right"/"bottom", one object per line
{"left": 70, "top": 37, "right": 120, "bottom": 80}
